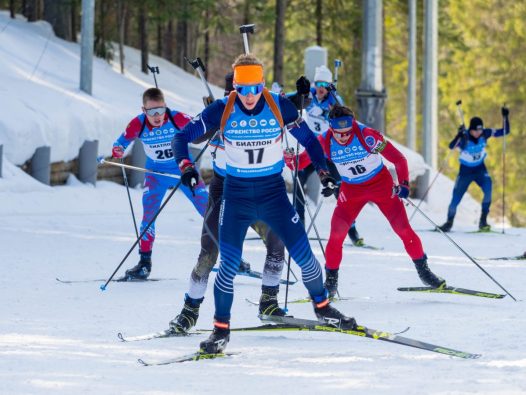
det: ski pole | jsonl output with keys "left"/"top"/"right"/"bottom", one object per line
{"left": 406, "top": 198, "right": 517, "bottom": 301}
{"left": 239, "top": 24, "right": 255, "bottom": 54}
{"left": 284, "top": 93, "right": 305, "bottom": 310}
{"left": 101, "top": 134, "right": 215, "bottom": 291}
{"left": 184, "top": 57, "right": 214, "bottom": 99}
{"left": 98, "top": 157, "right": 181, "bottom": 180}
{"left": 306, "top": 198, "right": 324, "bottom": 237}
{"left": 294, "top": 178, "right": 340, "bottom": 298}
{"left": 284, "top": 143, "right": 301, "bottom": 310}
{"left": 333, "top": 59, "right": 341, "bottom": 88}
{"left": 292, "top": 167, "right": 326, "bottom": 256}
{"left": 408, "top": 150, "right": 454, "bottom": 222}
{"left": 290, "top": 166, "right": 342, "bottom": 299}
{"left": 409, "top": 99, "right": 465, "bottom": 221}
{"left": 501, "top": 103, "right": 507, "bottom": 234}
{"left": 120, "top": 158, "right": 140, "bottom": 240}
{"left": 147, "top": 65, "right": 160, "bottom": 88}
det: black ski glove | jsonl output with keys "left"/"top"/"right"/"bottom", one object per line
{"left": 501, "top": 106, "right": 509, "bottom": 117}
{"left": 179, "top": 159, "right": 199, "bottom": 195}
{"left": 457, "top": 125, "right": 466, "bottom": 136}
{"left": 296, "top": 76, "right": 311, "bottom": 96}
{"left": 319, "top": 170, "right": 337, "bottom": 197}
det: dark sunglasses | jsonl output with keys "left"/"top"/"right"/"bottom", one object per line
{"left": 144, "top": 106, "right": 167, "bottom": 116}
{"left": 235, "top": 84, "right": 264, "bottom": 96}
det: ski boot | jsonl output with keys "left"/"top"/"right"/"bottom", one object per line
{"left": 312, "top": 292, "right": 356, "bottom": 330}
{"left": 199, "top": 321, "right": 230, "bottom": 354}
{"left": 324, "top": 268, "right": 339, "bottom": 299}
{"left": 348, "top": 224, "right": 365, "bottom": 247}
{"left": 259, "top": 286, "right": 286, "bottom": 316}
{"left": 437, "top": 218, "right": 454, "bottom": 233}
{"left": 123, "top": 251, "right": 152, "bottom": 280}
{"left": 478, "top": 212, "right": 491, "bottom": 232}
{"left": 238, "top": 259, "right": 251, "bottom": 274}
{"left": 169, "top": 294, "right": 203, "bottom": 333}
{"left": 413, "top": 255, "right": 446, "bottom": 288}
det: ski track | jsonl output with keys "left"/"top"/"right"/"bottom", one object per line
{"left": 1, "top": 181, "right": 525, "bottom": 395}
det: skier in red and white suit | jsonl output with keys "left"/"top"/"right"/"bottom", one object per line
{"left": 287, "top": 105, "right": 446, "bottom": 296}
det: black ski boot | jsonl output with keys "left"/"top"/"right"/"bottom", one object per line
{"left": 413, "top": 255, "right": 446, "bottom": 288}
{"left": 324, "top": 268, "right": 339, "bottom": 299}
{"left": 312, "top": 293, "right": 356, "bottom": 330}
{"left": 238, "top": 259, "right": 251, "bottom": 273}
{"left": 348, "top": 224, "right": 364, "bottom": 247}
{"left": 259, "top": 286, "right": 286, "bottom": 316}
{"left": 479, "top": 211, "right": 491, "bottom": 232}
{"left": 199, "top": 321, "right": 230, "bottom": 354}
{"left": 124, "top": 251, "right": 152, "bottom": 280}
{"left": 438, "top": 218, "right": 454, "bottom": 232}
{"left": 169, "top": 294, "right": 204, "bottom": 333}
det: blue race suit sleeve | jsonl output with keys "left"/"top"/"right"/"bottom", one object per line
{"left": 449, "top": 132, "right": 466, "bottom": 149}
{"left": 172, "top": 100, "right": 225, "bottom": 164}
{"left": 279, "top": 95, "right": 328, "bottom": 172}
{"left": 486, "top": 116, "right": 510, "bottom": 138}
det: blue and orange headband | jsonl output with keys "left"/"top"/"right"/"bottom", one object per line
{"left": 329, "top": 116, "right": 354, "bottom": 130}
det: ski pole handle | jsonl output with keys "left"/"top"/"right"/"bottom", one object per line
{"left": 455, "top": 99, "right": 465, "bottom": 127}
{"left": 147, "top": 64, "right": 160, "bottom": 88}
{"left": 239, "top": 24, "right": 255, "bottom": 54}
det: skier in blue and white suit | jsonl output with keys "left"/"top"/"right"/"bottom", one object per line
{"left": 304, "top": 65, "right": 343, "bottom": 135}
{"left": 438, "top": 107, "right": 510, "bottom": 232}
{"left": 173, "top": 54, "right": 357, "bottom": 354}
{"left": 298, "top": 66, "right": 364, "bottom": 246}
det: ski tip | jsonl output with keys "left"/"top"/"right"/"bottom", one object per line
{"left": 117, "top": 332, "right": 125, "bottom": 342}
{"left": 395, "top": 326, "right": 411, "bottom": 335}
{"left": 100, "top": 284, "right": 107, "bottom": 291}
{"left": 137, "top": 358, "right": 148, "bottom": 366}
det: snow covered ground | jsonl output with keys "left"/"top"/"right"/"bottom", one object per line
{"left": 1, "top": 174, "right": 525, "bottom": 395}
{"left": 1, "top": 11, "right": 525, "bottom": 395}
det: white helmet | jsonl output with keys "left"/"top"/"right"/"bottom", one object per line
{"left": 314, "top": 65, "right": 332, "bottom": 83}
